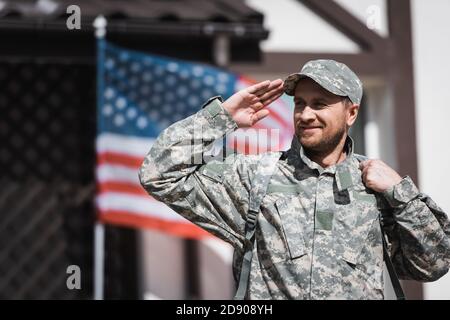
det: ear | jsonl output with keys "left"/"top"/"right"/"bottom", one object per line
{"left": 346, "top": 103, "right": 359, "bottom": 127}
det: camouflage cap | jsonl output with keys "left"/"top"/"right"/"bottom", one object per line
{"left": 283, "top": 59, "right": 363, "bottom": 105}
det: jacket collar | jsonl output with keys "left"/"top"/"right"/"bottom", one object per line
{"left": 289, "top": 135, "right": 360, "bottom": 191}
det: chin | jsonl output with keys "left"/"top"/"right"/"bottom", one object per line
{"left": 298, "top": 135, "right": 321, "bottom": 149}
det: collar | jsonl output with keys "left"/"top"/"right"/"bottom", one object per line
{"left": 289, "top": 135, "right": 360, "bottom": 191}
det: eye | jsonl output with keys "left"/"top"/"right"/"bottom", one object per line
{"left": 314, "top": 102, "right": 327, "bottom": 109}
{"left": 294, "top": 101, "right": 305, "bottom": 108}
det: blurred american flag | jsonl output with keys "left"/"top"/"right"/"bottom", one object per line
{"left": 96, "top": 40, "right": 294, "bottom": 238}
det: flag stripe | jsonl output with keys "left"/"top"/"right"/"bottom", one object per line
{"left": 97, "top": 133, "right": 154, "bottom": 158}
{"left": 96, "top": 192, "right": 186, "bottom": 221}
{"left": 98, "top": 210, "right": 210, "bottom": 239}
{"left": 99, "top": 181, "right": 148, "bottom": 196}
{"left": 98, "top": 152, "right": 143, "bottom": 168}
{"left": 269, "top": 98, "right": 294, "bottom": 126}
{"left": 264, "top": 106, "right": 291, "bottom": 129}
{"left": 97, "top": 164, "right": 140, "bottom": 185}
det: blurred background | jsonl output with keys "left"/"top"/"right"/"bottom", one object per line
{"left": 0, "top": 0, "right": 449, "bottom": 300}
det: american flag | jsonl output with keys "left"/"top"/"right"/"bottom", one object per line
{"left": 96, "top": 40, "right": 294, "bottom": 239}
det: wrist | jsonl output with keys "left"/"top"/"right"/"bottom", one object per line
{"left": 201, "top": 97, "right": 238, "bottom": 133}
{"left": 221, "top": 100, "right": 237, "bottom": 124}
{"left": 382, "top": 176, "right": 420, "bottom": 208}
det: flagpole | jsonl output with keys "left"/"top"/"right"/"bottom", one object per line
{"left": 93, "top": 15, "right": 107, "bottom": 301}
{"left": 94, "top": 222, "right": 105, "bottom": 300}
{"left": 213, "top": 33, "right": 230, "bottom": 67}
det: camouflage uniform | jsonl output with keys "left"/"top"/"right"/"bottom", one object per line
{"left": 139, "top": 60, "right": 450, "bottom": 300}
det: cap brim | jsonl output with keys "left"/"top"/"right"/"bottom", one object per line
{"left": 283, "top": 72, "right": 348, "bottom": 99}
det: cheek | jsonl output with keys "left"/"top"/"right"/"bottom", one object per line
{"left": 325, "top": 111, "right": 346, "bottom": 127}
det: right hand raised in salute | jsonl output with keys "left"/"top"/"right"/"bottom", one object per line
{"left": 222, "top": 79, "right": 284, "bottom": 128}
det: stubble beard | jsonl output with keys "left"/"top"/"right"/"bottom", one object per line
{"left": 299, "top": 124, "right": 347, "bottom": 158}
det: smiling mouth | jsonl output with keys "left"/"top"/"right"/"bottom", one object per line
{"left": 300, "top": 126, "right": 322, "bottom": 130}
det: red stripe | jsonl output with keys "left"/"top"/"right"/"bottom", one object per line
{"left": 237, "top": 75, "right": 255, "bottom": 85}
{"left": 97, "top": 152, "right": 144, "bottom": 168}
{"left": 266, "top": 109, "right": 291, "bottom": 130}
{"left": 98, "top": 181, "right": 148, "bottom": 196}
{"left": 98, "top": 210, "right": 211, "bottom": 240}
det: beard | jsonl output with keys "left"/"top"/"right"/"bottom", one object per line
{"left": 298, "top": 123, "right": 347, "bottom": 158}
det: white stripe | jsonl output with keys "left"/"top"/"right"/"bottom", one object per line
{"left": 97, "top": 133, "right": 155, "bottom": 157}
{"left": 273, "top": 96, "right": 295, "bottom": 124}
{"left": 97, "top": 164, "right": 140, "bottom": 185}
{"left": 96, "top": 192, "right": 188, "bottom": 222}
{"left": 258, "top": 115, "right": 286, "bottom": 130}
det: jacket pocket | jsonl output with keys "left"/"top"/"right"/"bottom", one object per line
{"left": 339, "top": 255, "right": 384, "bottom": 298}
{"left": 274, "top": 196, "right": 307, "bottom": 260}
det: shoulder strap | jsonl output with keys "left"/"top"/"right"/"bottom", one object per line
{"left": 381, "top": 225, "right": 406, "bottom": 300}
{"left": 354, "top": 154, "right": 406, "bottom": 300}
{"left": 234, "top": 152, "right": 283, "bottom": 300}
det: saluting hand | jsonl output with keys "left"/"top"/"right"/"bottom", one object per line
{"left": 359, "top": 159, "right": 403, "bottom": 193}
{"left": 222, "top": 79, "right": 284, "bottom": 128}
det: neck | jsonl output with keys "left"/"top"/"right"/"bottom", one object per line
{"left": 304, "top": 135, "right": 348, "bottom": 168}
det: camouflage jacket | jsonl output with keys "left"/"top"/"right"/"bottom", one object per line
{"left": 139, "top": 98, "right": 450, "bottom": 300}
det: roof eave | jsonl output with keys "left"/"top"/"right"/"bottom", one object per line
{"left": 0, "top": 18, "right": 270, "bottom": 40}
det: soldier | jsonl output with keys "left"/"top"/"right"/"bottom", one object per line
{"left": 139, "top": 59, "right": 450, "bottom": 299}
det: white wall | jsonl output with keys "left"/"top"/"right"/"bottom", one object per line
{"left": 334, "top": 0, "right": 388, "bottom": 37}
{"left": 364, "top": 84, "right": 397, "bottom": 169}
{"left": 246, "top": 0, "right": 388, "bottom": 52}
{"left": 411, "top": 0, "right": 450, "bottom": 300}
{"left": 246, "top": 0, "right": 358, "bottom": 53}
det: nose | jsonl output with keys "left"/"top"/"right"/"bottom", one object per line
{"left": 298, "top": 105, "right": 316, "bottom": 122}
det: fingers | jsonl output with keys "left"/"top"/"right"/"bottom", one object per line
{"left": 261, "top": 79, "right": 283, "bottom": 93}
{"left": 249, "top": 79, "right": 283, "bottom": 96}
{"left": 360, "top": 160, "right": 381, "bottom": 184}
{"left": 361, "top": 167, "right": 368, "bottom": 183}
{"left": 254, "top": 79, "right": 283, "bottom": 97}
{"left": 249, "top": 80, "right": 284, "bottom": 110}
{"left": 260, "top": 82, "right": 284, "bottom": 105}
{"left": 259, "top": 82, "right": 283, "bottom": 100}
{"left": 250, "top": 86, "right": 283, "bottom": 111}
{"left": 259, "top": 91, "right": 283, "bottom": 109}
{"left": 359, "top": 160, "right": 370, "bottom": 182}
{"left": 359, "top": 159, "right": 381, "bottom": 171}
{"left": 245, "top": 79, "right": 284, "bottom": 111}
{"left": 245, "top": 79, "right": 284, "bottom": 118}
{"left": 262, "top": 91, "right": 283, "bottom": 107}
{"left": 247, "top": 80, "right": 271, "bottom": 94}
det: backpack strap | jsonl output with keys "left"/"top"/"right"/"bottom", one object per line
{"left": 381, "top": 225, "right": 406, "bottom": 300}
{"left": 234, "top": 152, "right": 283, "bottom": 300}
{"left": 354, "top": 154, "right": 406, "bottom": 300}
